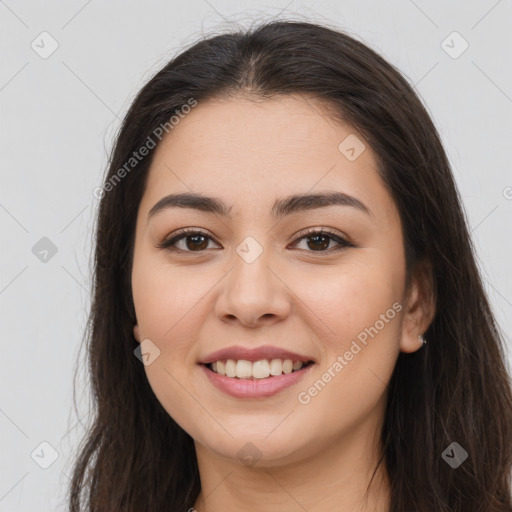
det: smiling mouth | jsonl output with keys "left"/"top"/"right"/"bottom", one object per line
{"left": 203, "top": 359, "right": 315, "bottom": 380}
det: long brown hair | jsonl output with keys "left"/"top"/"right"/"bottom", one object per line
{"left": 68, "top": 20, "right": 512, "bottom": 511}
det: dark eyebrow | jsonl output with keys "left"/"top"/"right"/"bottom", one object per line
{"left": 147, "top": 191, "right": 371, "bottom": 223}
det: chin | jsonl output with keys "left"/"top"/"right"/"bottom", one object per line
{"left": 194, "top": 424, "right": 316, "bottom": 468}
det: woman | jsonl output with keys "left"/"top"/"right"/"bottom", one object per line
{"left": 69, "top": 20, "right": 512, "bottom": 511}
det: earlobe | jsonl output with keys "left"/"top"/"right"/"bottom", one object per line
{"left": 400, "top": 328, "right": 428, "bottom": 354}
{"left": 133, "top": 324, "right": 141, "bottom": 343}
{"left": 399, "top": 260, "right": 436, "bottom": 354}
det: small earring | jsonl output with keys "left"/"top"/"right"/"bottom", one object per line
{"left": 418, "top": 334, "right": 427, "bottom": 345}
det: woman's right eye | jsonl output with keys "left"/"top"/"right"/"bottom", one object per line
{"left": 156, "top": 229, "right": 219, "bottom": 253}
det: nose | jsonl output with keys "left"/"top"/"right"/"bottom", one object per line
{"left": 215, "top": 247, "right": 291, "bottom": 328}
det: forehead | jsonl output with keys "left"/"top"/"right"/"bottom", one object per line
{"left": 139, "top": 95, "right": 395, "bottom": 223}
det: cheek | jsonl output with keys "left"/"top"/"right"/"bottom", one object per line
{"left": 131, "top": 259, "right": 213, "bottom": 432}
{"left": 131, "top": 255, "right": 213, "bottom": 343}
{"left": 292, "top": 254, "right": 403, "bottom": 407}
{"left": 294, "top": 254, "right": 404, "bottom": 348}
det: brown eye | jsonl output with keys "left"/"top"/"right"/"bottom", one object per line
{"left": 292, "top": 229, "right": 353, "bottom": 253}
{"left": 156, "top": 229, "right": 219, "bottom": 253}
{"left": 304, "top": 233, "right": 331, "bottom": 251}
{"left": 182, "top": 234, "right": 209, "bottom": 251}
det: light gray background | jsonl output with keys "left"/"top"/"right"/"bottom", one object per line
{"left": 1, "top": 1, "right": 511, "bottom": 510}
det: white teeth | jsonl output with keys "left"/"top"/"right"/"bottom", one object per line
{"left": 269, "top": 358, "right": 283, "bottom": 375}
{"left": 225, "top": 359, "right": 237, "bottom": 377}
{"left": 209, "top": 358, "right": 309, "bottom": 379}
{"left": 252, "top": 360, "right": 270, "bottom": 379}
{"left": 236, "top": 359, "right": 252, "bottom": 379}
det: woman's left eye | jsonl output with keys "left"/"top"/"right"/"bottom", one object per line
{"left": 292, "top": 229, "right": 353, "bottom": 252}
{"left": 156, "top": 228, "right": 354, "bottom": 254}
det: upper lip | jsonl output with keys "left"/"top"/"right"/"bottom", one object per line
{"left": 199, "top": 345, "right": 315, "bottom": 364}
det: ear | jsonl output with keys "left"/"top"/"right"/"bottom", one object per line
{"left": 133, "top": 324, "right": 141, "bottom": 343}
{"left": 400, "top": 259, "right": 436, "bottom": 354}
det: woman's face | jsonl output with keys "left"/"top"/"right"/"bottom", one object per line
{"left": 131, "top": 95, "right": 424, "bottom": 467}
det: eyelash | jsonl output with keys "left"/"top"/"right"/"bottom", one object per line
{"left": 155, "top": 227, "right": 354, "bottom": 254}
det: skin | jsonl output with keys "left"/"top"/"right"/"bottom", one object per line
{"left": 131, "top": 94, "right": 435, "bottom": 512}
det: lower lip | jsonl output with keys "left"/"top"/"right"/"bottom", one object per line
{"left": 200, "top": 363, "right": 315, "bottom": 398}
